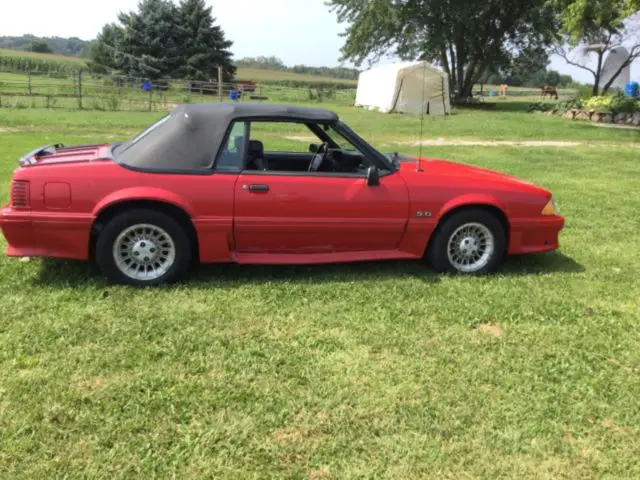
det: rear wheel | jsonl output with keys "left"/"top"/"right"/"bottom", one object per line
{"left": 428, "top": 209, "right": 506, "bottom": 275}
{"left": 96, "top": 209, "right": 191, "bottom": 286}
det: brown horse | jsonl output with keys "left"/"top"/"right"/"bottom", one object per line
{"left": 540, "top": 85, "right": 559, "bottom": 100}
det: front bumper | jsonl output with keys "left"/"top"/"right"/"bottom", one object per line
{"left": 508, "top": 215, "right": 565, "bottom": 255}
{"left": 0, "top": 206, "right": 94, "bottom": 260}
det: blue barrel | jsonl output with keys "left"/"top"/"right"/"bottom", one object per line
{"left": 229, "top": 89, "right": 240, "bottom": 101}
{"left": 625, "top": 81, "right": 639, "bottom": 97}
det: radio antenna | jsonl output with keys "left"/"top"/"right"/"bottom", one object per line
{"left": 417, "top": 60, "right": 427, "bottom": 172}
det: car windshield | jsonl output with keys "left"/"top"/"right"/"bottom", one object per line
{"left": 333, "top": 121, "right": 394, "bottom": 171}
{"left": 325, "top": 124, "right": 358, "bottom": 152}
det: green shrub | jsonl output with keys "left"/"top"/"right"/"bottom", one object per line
{"left": 583, "top": 95, "right": 613, "bottom": 113}
{"left": 583, "top": 94, "right": 639, "bottom": 114}
{"left": 105, "top": 95, "right": 120, "bottom": 111}
{"left": 553, "top": 97, "right": 583, "bottom": 114}
{"left": 609, "top": 92, "right": 638, "bottom": 113}
{"left": 91, "top": 99, "right": 105, "bottom": 111}
{"left": 527, "top": 101, "right": 552, "bottom": 112}
{"left": 576, "top": 85, "right": 594, "bottom": 99}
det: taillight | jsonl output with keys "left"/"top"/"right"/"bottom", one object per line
{"left": 10, "top": 180, "right": 30, "bottom": 208}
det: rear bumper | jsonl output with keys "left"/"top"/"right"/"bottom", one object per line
{"left": 0, "top": 206, "right": 94, "bottom": 260}
{"left": 508, "top": 215, "right": 565, "bottom": 255}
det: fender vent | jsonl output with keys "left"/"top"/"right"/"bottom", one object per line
{"left": 11, "top": 180, "right": 30, "bottom": 208}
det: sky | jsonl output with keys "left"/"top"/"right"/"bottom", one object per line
{"left": 0, "top": 0, "right": 637, "bottom": 84}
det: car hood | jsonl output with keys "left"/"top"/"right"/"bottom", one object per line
{"left": 395, "top": 155, "right": 549, "bottom": 195}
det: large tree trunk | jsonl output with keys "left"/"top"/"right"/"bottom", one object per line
{"left": 461, "top": 58, "right": 478, "bottom": 98}
{"left": 448, "top": 44, "right": 457, "bottom": 93}
{"left": 456, "top": 54, "right": 465, "bottom": 97}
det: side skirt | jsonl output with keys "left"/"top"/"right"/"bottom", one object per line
{"left": 232, "top": 250, "right": 420, "bottom": 265}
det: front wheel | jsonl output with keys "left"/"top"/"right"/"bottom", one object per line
{"left": 96, "top": 209, "right": 192, "bottom": 286}
{"left": 428, "top": 209, "right": 506, "bottom": 275}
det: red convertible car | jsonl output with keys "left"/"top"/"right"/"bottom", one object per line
{"left": 0, "top": 103, "right": 564, "bottom": 285}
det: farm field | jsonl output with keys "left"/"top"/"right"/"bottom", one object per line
{"left": 0, "top": 48, "right": 357, "bottom": 85}
{"left": 0, "top": 48, "right": 87, "bottom": 64}
{"left": 236, "top": 67, "right": 357, "bottom": 85}
{"left": 0, "top": 103, "right": 639, "bottom": 478}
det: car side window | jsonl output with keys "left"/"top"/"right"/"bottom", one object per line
{"left": 249, "top": 122, "right": 314, "bottom": 153}
{"left": 246, "top": 120, "right": 370, "bottom": 176}
{"left": 215, "top": 121, "right": 247, "bottom": 172}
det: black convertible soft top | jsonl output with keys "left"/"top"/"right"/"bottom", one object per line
{"left": 182, "top": 102, "right": 339, "bottom": 122}
{"left": 114, "top": 103, "right": 340, "bottom": 172}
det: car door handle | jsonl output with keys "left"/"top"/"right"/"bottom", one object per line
{"left": 248, "top": 184, "right": 269, "bottom": 193}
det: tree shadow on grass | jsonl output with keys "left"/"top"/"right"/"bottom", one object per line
{"left": 34, "top": 251, "right": 583, "bottom": 288}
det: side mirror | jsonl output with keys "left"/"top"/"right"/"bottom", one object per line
{"left": 366, "top": 166, "right": 380, "bottom": 186}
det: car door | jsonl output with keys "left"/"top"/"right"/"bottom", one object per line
{"left": 233, "top": 170, "right": 410, "bottom": 254}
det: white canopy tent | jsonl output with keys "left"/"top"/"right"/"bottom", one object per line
{"left": 355, "top": 61, "right": 451, "bottom": 115}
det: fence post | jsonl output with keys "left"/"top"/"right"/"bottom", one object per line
{"left": 27, "top": 71, "right": 32, "bottom": 96}
{"left": 78, "top": 70, "right": 83, "bottom": 109}
{"left": 149, "top": 89, "right": 153, "bottom": 111}
{"left": 218, "top": 66, "right": 223, "bottom": 102}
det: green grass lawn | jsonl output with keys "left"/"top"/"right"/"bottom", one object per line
{"left": 0, "top": 104, "right": 639, "bottom": 478}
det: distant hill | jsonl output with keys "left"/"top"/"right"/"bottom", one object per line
{"left": 0, "top": 35, "right": 93, "bottom": 57}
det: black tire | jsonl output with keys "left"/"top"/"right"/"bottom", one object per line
{"left": 427, "top": 208, "right": 506, "bottom": 275}
{"left": 96, "top": 209, "right": 192, "bottom": 286}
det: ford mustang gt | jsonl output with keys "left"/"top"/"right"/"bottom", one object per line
{"left": 0, "top": 103, "right": 564, "bottom": 285}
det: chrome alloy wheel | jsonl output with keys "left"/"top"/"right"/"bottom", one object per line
{"left": 112, "top": 223, "right": 176, "bottom": 281}
{"left": 446, "top": 222, "right": 495, "bottom": 273}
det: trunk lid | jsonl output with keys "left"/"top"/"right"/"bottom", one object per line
{"left": 19, "top": 144, "right": 111, "bottom": 166}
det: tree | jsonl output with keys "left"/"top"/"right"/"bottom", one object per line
{"left": 236, "top": 56, "right": 287, "bottom": 70}
{"left": 116, "top": 0, "right": 182, "bottom": 80}
{"left": 88, "top": 24, "right": 124, "bottom": 73}
{"left": 552, "top": 1, "right": 640, "bottom": 95}
{"left": 90, "top": 0, "right": 236, "bottom": 81}
{"left": 176, "top": 0, "right": 235, "bottom": 82}
{"left": 328, "top": 0, "right": 557, "bottom": 99}
{"left": 0, "top": 35, "right": 92, "bottom": 57}
{"left": 502, "top": 44, "right": 551, "bottom": 85}
{"left": 24, "top": 40, "right": 53, "bottom": 54}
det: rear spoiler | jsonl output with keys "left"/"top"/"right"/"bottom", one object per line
{"left": 19, "top": 143, "right": 64, "bottom": 166}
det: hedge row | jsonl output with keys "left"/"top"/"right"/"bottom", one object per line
{"left": 240, "top": 79, "right": 356, "bottom": 90}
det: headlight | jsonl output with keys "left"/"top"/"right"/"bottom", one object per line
{"left": 541, "top": 197, "right": 557, "bottom": 216}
